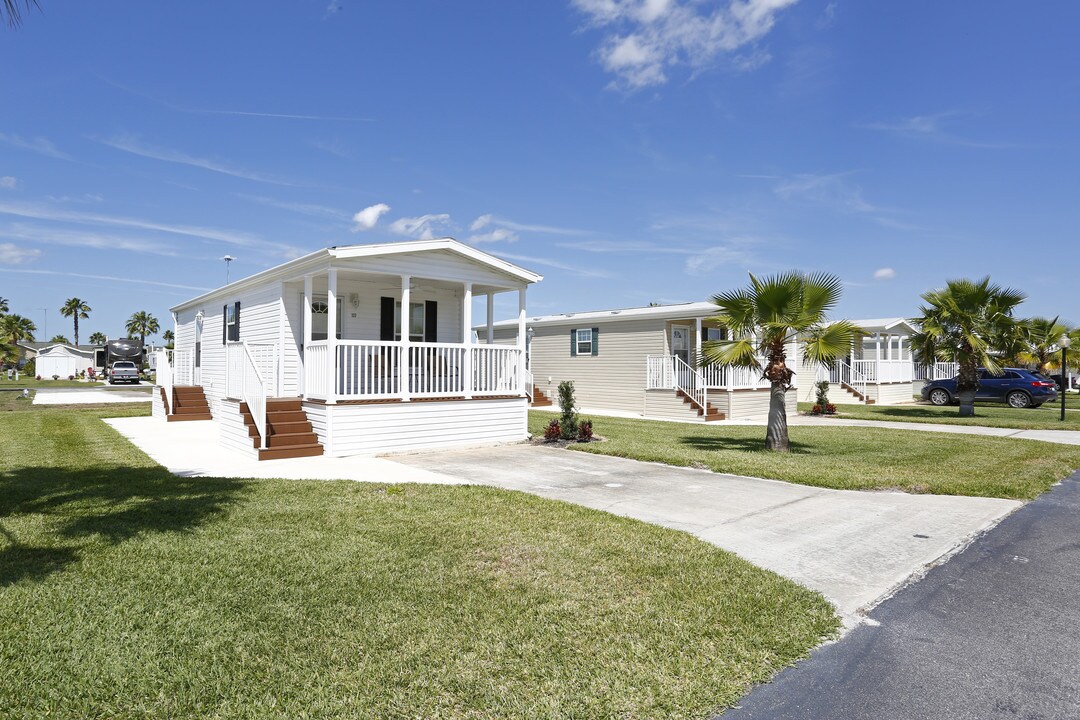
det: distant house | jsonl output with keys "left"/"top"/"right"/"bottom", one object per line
{"left": 480, "top": 301, "right": 799, "bottom": 422}
{"left": 33, "top": 344, "right": 96, "bottom": 378}
{"left": 155, "top": 238, "right": 542, "bottom": 460}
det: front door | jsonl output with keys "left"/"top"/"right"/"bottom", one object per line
{"left": 671, "top": 325, "right": 690, "bottom": 364}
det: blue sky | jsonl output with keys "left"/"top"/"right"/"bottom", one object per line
{"left": 2, "top": 0, "right": 1078, "bottom": 342}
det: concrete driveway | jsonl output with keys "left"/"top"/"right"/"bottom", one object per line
{"left": 33, "top": 386, "right": 152, "bottom": 405}
{"left": 392, "top": 445, "right": 1021, "bottom": 622}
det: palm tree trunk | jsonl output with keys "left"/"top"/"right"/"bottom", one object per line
{"left": 765, "top": 381, "right": 790, "bottom": 452}
{"left": 957, "top": 360, "right": 978, "bottom": 417}
{"left": 73, "top": 316, "right": 79, "bottom": 347}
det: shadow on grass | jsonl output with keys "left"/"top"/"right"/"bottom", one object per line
{"left": 854, "top": 406, "right": 983, "bottom": 420}
{"left": 678, "top": 435, "right": 813, "bottom": 454}
{"left": 0, "top": 465, "right": 248, "bottom": 586}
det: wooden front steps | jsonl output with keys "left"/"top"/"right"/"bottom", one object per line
{"left": 530, "top": 387, "right": 554, "bottom": 408}
{"left": 676, "top": 390, "right": 726, "bottom": 420}
{"left": 840, "top": 383, "right": 876, "bottom": 405}
{"left": 239, "top": 397, "right": 324, "bottom": 461}
{"left": 167, "top": 385, "right": 212, "bottom": 422}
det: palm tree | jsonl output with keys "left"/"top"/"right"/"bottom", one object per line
{"left": 0, "top": 313, "right": 36, "bottom": 344}
{"left": 1013, "top": 317, "right": 1072, "bottom": 374}
{"left": 88, "top": 332, "right": 108, "bottom": 346}
{"left": 2, "top": 0, "right": 39, "bottom": 27}
{"left": 915, "top": 277, "right": 1026, "bottom": 417}
{"left": 162, "top": 329, "right": 175, "bottom": 348}
{"left": 126, "top": 311, "right": 160, "bottom": 345}
{"left": 0, "top": 296, "right": 8, "bottom": 315}
{"left": 60, "top": 298, "right": 91, "bottom": 347}
{"left": 701, "top": 272, "right": 861, "bottom": 452}
{"left": 49, "top": 334, "right": 71, "bottom": 345}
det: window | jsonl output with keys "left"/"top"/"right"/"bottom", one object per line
{"left": 704, "top": 327, "right": 727, "bottom": 341}
{"left": 394, "top": 301, "right": 425, "bottom": 342}
{"left": 223, "top": 301, "right": 240, "bottom": 343}
{"left": 571, "top": 328, "right": 598, "bottom": 356}
{"left": 310, "top": 298, "right": 342, "bottom": 341}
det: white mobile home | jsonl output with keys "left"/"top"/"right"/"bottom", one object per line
{"left": 483, "top": 302, "right": 799, "bottom": 422}
{"left": 155, "top": 239, "right": 541, "bottom": 460}
{"left": 797, "top": 317, "right": 919, "bottom": 405}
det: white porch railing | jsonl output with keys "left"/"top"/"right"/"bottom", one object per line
{"left": 173, "top": 348, "right": 195, "bottom": 386}
{"left": 913, "top": 361, "right": 958, "bottom": 381}
{"left": 818, "top": 358, "right": 870, "bottom": 401}
{"left": 155, "top": 349, "right": 172, "bottom": 414}
{"left": 646, "top": 355, "right": 769, "bottom": 391}
{"left": 524, "top": 369, "right": 534, "bottom": 402}
{"left": 673, "top": 355, "right": 707, "bottom": 410}
{"left": 304, "top": 340, "right": 524, "bottom": 402}
{"left": 853, "top": 359, "right": 913, "bottom": 383}
{"left": 224, "top": 341, "right": 270, "bottom": 450}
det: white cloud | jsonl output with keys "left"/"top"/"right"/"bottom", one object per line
{"left": 96, "top": 134, "right": 298, "bottom": 186}
{"left": 239, "top": 194, "right": 349, "bottom": 221}
{"left": 684, "top": 242, "right": 755, "bottom": 274}
{"left": 874, "top": 267, "right": 896, "bottom": 280}
{"left": 467, "top": 228, "right": 519, "bottom": 244}
{"left": 493, "top": 251, "right": 607, "bottom": 278}
{"left": 774, "top": 172, "right": 878, "bottom": 214}
{"left": 0, "top": 176, "right": 16, "bottom": 189}
{"left": 351, "top": 203, "right": 391, "bottom": 232}
{"left": 469, "top": 213, "right": 590, "bottom": 236}
{"left": 0, "top": 224, "right": 180, "bottom": 257}
{"left": 572, "top": 0, "right": 800, "bottom": 89}
{"left": 0, "top": 132, "right": 71, "bottom": 160}
{"left": 0, "top": 267, "right": 209, "bottom": 293}
{"left": 0, "top": 243, "right": 41, "bottom": 264}
{"left": 388, "top": 213, "right": 454, "bottom": 240}
{"left": 860, "top": 112, "right": 1017, "bottom": 149}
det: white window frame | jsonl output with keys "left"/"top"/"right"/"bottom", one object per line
{"left": 395, "top": 301, "right": 425, "bottom": 342}
{"left": 310, "top": 298, "right": 342, "bottom": 341}
{"left": 575, "top": 328, "right": 593, "bottom": 356}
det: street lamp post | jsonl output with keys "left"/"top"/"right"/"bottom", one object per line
{"left": 1061, "top": 334, "right": 1071, "bottom": 423}
{"left": 222, "top": 255, "right": 236, "bottom": 284}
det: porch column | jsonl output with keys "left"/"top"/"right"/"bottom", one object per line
{"left": 518, "top": 287, "right": 527, "bottom": 396}
{"left": 327, "top": 268, "right": 338, "bottom": 404}
{"left": 694, "top": 317, "right": 702, "bottom": 367}
{"left": 302, "top": 275, "right": 312, "bottom": 397}
{"left": 462, "top": 282, "right": 473, "bottom": 399}
{"left": 486, "top": 293, "right": 494, "bottom": 344}
{"left": 400, "top": 275, "right": 411, "bottom": 402}
{"left": 276, "top": 282, "right": 285, "bottom": 397}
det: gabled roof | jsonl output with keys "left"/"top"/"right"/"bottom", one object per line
{"left": 848, "top": 317, "right": 918, "bottom": 335}
{"left": 172, "top": 237, "right": 543, "bottom": 313}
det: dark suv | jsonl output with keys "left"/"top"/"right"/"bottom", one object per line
{"left": 921, "top": 367, "right": 1058, "bottom": 409}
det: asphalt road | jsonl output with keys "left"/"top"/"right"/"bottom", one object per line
{"left": 720, "top": 470, "right": 1080, "bottom": 720}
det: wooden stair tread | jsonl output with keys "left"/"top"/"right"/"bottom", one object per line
{"left": 257, "top": 444, "right": 324, "bottom": 460}
{"left": 167, "top": 413, "right": 212, "bottom": 422}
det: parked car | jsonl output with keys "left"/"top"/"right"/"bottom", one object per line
{"left": 108, "top": 361, "right": 141, "bottom": 385}
{"left": 921, "top": 368, "right": 1058, "bottom": 409}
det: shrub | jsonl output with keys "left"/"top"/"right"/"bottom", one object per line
{"left": 814, "top": 380, "right": 831, "bottom": 408}
{"left": 557, "top": 380, "right": 578, "bottom": 440}
{"left": 825, "top": 403, "right": 837, "bottom": 415}
{"left": 576, "top": 419, "right": 594, "bottom": 443}
{"left": 543, "top": 418, "right": 561, "bottom": 441}
{"left": 811, "top": 404, "right": 823, "bottom": 415}
{"left": 35, "top": 375, "right": 41, "bottom": 381}
{"left": 21, "top": 359, "right": 35, "bottom": 376}
{"left": 68, "top": 375, "right": 75, "bottom": 381}
{"left": 52, "top": 374, "right": 60, "bottom": 381}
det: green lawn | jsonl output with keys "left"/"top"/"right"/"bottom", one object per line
{"left": 0, "top": 401, "right": 837, "bottom": 718}
{"left": 530, "top": 412, "right": 1080, "bottom": 500}
{"left": 807, "top": 400, "right": 1080, "bottom": 431}
{"left": 0, "top": 377, "right": 101, "bottom": 388}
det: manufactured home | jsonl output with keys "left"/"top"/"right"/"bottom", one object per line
{"left": 797, "top": 317, "right": 919, "bottom": 405}
{"left": 154, "top": 239, "right": 541, "bottom": 459}
{"left": 481, "top": 302, "right": 799, "bottom": 422}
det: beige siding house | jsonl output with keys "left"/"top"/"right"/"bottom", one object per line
{"left": 485, "top": 302, "right": 798, "bottom": 422}
{"left": 155, "top": 238, "right": 541, "bottom": 460}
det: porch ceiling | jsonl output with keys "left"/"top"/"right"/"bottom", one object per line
{"left": 285, "top": 267, "right": 519, "bottom": 296}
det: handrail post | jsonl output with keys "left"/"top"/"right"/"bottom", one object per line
{"left": 326, "top": 268, "right": 338, "bottom": 404}
{"left": 463, "top": 282, "right": 473, "bottom": 399}
{"left": 400, "top": 275, "right": 411, "bottom": 402}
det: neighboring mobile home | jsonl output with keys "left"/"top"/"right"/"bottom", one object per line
{"left": 796, "top": 317, "right": 919, "bottom": 405}
{"left": 154, "top": 239, "right": 541, "bottom": 459}
{"left": 481, "top": 302, "right": 799, "bottom": 422}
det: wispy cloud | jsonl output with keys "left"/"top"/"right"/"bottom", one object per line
{"left": 0, "top": 224, "right": 181, "bottom": 257}
{"left": 0, "top": 243, "right": 40, "bottom": 264}
{"left": 860, "top": 112, "right": 1018, "bottom": 149}
{"left": 0, "top": 199, "right": 302, "bottom": 256}
{"left": 471, "top": 213, "right": 590, "bottom": 236}
{"left": 467, "top": 228, "right": 518, "bottom": 244}
{"left": 0, "top": 132, "right": 71, "bottom": 160}
{"left": 307, "top": 137, "right": 352, "bottom": 158}
{"left": 388, "top": 213, "right": 455, "bottom": 240}
{"left": 571, "top": 0, "right": 800, "bottom": 89}
{"left": 774, "top": 171, "right": 878, "bottom": 214}
{"left": 351, "top": 203, "right": 391, "bottom": 232}
{"left": 237, "top": 193, "right": 350, "bottom": 221}
{"left": 95, "top": 134, "right": 299, "bottom": 186}
{"left": 0, "top": 176, "right": 16, "bottom": 189}
{"left": 0, "top": 267, "right": 210, "bottom": 293}
{"left": 491, "top": 251, "right": 607, "bottom": 278}
{"left": 684, "top": 241, "right": 758, "bottom": 275}
{"left": 557, "top": 239, "right": 693, "bottom": 254}
{"left": 874, "top": 267, "right": 896, "bottom": 280}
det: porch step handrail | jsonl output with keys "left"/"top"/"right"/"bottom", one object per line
{"left": 673, "top": 355, "right": 707, "bottom": 411}
{"left": 820, "top": 358, "right": 870, "bottom": 402}
{"left": 227, "top": 341, "right": 268, "bottom": 450}
{"left": 524, "top": 369, "right": 534, "bottom": 402}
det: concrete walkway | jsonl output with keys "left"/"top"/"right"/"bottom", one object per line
{"left": 105, "top": 416, "right": 465, "bottom": 484}
{"left": 394, "top": 445, "right": 1021, "bottom": 622}
{"left": 34, "top": 387, "right": 152, "bottom": 405}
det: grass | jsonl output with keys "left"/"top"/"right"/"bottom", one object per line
{"left": 0, "top": 401, "right": 838, "bottom": 718}
{"left": 531, "top": 412, "right": 1080, "bottom": 500}
{"left": 804, "top": 399, "right": 1080, "bottom": 431}
{"left": 0, "top": 377, "right": 101, "bottom": 388}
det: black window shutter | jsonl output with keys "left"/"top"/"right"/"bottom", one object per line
{"left": 570, "top": 328, "right": 577, "bottom": 357}
{"left": 232, "top": 301, "right": 241, "bottom": 341}
{"left": 222, "top": 305, "right": 228, "bottom": 344}
{"left": 424, "top": 301, "right": 437, "bottom": 342}
{"left": 380, "top": 297, "right": 394, "bottom": 341}
{"left": 591, "top": 327, "right": 599, "bottom": 356}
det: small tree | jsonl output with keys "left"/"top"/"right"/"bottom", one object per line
{"left": 88, "top": 332, "right": 107, "bottom": 346}
{"left": 557, "top": 380, "right": 578, "bottom": 440}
